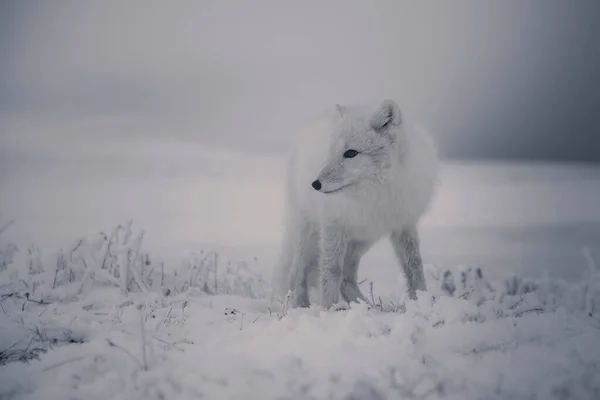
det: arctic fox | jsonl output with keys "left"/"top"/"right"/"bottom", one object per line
{"left": 272, "top": 99, "right": 438, "bottom": 309}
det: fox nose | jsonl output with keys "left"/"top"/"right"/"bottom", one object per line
{"left": 311, "top": 180, "right": 322, "bottom": 191}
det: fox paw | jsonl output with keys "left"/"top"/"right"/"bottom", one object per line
{"left": 328, "top": 301, "right": 350, "bottom": 311}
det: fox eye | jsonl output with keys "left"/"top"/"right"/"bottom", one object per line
{"left": 343, "top": 149, "right": 359, "bottom": 158}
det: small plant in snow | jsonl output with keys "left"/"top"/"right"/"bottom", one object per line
{"left": 0, "top": 221, "right": 272, "bottom": 366}
{"left": 0, "top": 220, "right": 269, "bottom": 302}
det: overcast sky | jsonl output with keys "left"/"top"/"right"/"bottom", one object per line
{"left": 1, "top": 0, "right": 599, "bottom": 162}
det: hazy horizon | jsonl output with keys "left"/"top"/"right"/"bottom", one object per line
{"left": 1, "top": 0, "right": 599, "bottom": 164}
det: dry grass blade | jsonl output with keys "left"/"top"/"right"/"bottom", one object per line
{"left": 106, "top": 338, "right": 143, "bottom": 369}
{"left": 515, "top": 308, "right": 545, "bottom": 317}
{"left": 42, "top": 356, "right": 88, "bottom": 371}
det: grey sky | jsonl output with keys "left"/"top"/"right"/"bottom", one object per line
{"left": 1, "top": 0, "right": 599, "bottom": 162}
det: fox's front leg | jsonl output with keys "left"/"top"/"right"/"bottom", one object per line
{"left": 319, "top": 222, "right": 348, "bottom": 309}
{"left": 340, "top": 240, "right": 370, "bottom": 304}
{"left": 390, "top": 226, "right": 426, "bottom": 300}
{"left": 288, "top": 220, "right": 318, "bottom": 308}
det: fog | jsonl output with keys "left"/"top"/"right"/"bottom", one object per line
{"left": 2, "top": 0, "right": 599, "bottom": 162}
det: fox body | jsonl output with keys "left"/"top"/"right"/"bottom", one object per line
{"left": 272, "top": 99, "right": 438, "bottom": 309}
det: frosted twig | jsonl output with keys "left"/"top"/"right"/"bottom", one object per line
{"left": 24, "top": 337, "right": 35, "bottom": 353}
{"left": 128, "top": 231, "right": 148, "bottom": 293}
{"left": 369, "top": 281, "right": 375, "bottom": 307}
{"left": 129, "top": 262, "right": 148, "bottom": 292}
{"left": 139, "top": 305, "right": 148, "bottom": 370}
{"left": 182, "top": 301, "right": 188, "bottom": 314}
{"left": 160, "top": 261, "right": 165, "bottom": 288}
{"left": 118, "top": 299, "right": 134, "bottom": 309}
{"left": 509, "top": 298, "right": 524, "bottom": 310}
{"left": 0, "top": 338, "right": 25, "bottom": 356}
{"left": 119, "top": 248, "right": 131, "bottom": 295}
{"left": 155, "top": 308, "right": 173, "bottom": 332}
{"left": 106, "top": 338, "right": 143, "bottom": 369}
{"left": 122, "top": 220, "right": 133, "bottom": 245}
{"left": 70, "top": 240, "right": 84, "bottom": 263}
{"left": 52, "top": 253, "right": 63, "bottom": 289}
{"left": 0, "top": 293, "right": 16, "bottom": 303}
{"left": 42, "top": 356, "right": 87, "bottom": 371}
{"left": 152, "top": 337, "right": 184, "bottom": 352}
{"left": 21, "top": 294, "right": 51, "bottom": 311}
{"left": 515, "top": 308, "right": 544, "bottom": 317}
{"left": 101, "top": 227, "right": 118, "bottom": 270}
{"left": 281, "top": 290, "right": 292, "bottom": 315}
{"left": 76, "top": 257, "right": 94, "bottom": 295}
{"left": 214, "top": 252, "right": 219, "bottom": 295}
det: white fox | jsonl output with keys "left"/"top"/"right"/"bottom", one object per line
{"left": 272, "top": 99, "right": 439, "bottom": 309}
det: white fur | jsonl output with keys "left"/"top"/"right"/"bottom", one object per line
{"left": 272, "top": 99, "right": 439, "bottom": 309}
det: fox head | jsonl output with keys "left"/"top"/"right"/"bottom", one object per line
{"left": 312, "top": 99, "right": 404, "bottom": 194}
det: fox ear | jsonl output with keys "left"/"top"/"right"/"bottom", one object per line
{"left": 370, "top": 99, "right": 401, "bottom": 132}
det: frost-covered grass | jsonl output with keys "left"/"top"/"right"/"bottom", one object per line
{"left": 1, "top": 222, "right": 600, "bottom": 399}
{"left": 0, "top": 221, "right": 269, "bottom": 367}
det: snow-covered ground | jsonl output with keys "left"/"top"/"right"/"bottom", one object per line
{"left": 1, "top": 141, "right": 600, "bottom": 399}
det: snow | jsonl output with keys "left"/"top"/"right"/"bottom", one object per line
{"left": 1, "top": 257, "right": 600, "bottom": 399}
{"left": 1, "top": 144, "right": 600, "bottom": 399}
